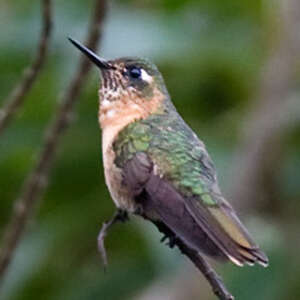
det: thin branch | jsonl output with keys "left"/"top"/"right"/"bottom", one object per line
{"left": 0, "top": 0, "right": 52, "bottom": 136}
{"left": 153, "top": 221, "right": 234, "bottom": 300}
{"left": 97, "top": 210, "right": 129, "bottom": 269}
{"left": 176, "top": 241, "right": 234, "bottom": 300}
{"left": 97, "top": 211, "right": 233, "bottom": 300}
{"left": 0, "top": 0, "right": 108, "bottom": 287}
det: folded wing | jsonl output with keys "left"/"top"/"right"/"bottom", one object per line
{"left": 123, "top": 152, "right": 268, "bottom": 267}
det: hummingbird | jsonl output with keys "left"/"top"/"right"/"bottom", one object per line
{"left": 69, "top": 38, "right": 268, "bottom": 267}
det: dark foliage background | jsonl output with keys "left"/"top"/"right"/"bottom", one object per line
{"left": 0, "top": 0, "right": 299, "bottom": 299}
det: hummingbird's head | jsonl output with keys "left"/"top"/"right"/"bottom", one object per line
{"left": 100, "top": 57, "right": 168, "bottom": 102}
{"left": 69, "top": 38, "right": 168, "bottom": 108}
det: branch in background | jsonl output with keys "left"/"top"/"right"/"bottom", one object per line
{"left": 229, "top": 0, "right": 300, "bottom": 213}
{"left": 0, "top": 0, "right": 52, "bottom": 137}
{"left": 0, "top": 0, "right": 108, "bottom": 287}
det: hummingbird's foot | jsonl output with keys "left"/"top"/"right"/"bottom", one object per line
{"left": 133, "top": 204, "right": 144, "bottom": 216}
{"left": 98, "top": 209, "right": 129, "bottom": 270}
{"left": 160, "top": 233, "right": 178, "bottom": 249}
{"left": 115, "top": 209, "right": 129, "bottom": 222}
{"left": 168, "top": 235, "right": 178, "bottom": 248}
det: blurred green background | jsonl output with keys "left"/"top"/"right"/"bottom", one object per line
{"left": 0, "top": 0, "right": 299, "bottom": 299}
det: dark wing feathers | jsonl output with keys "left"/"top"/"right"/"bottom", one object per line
{"left": 184, "top": 195, "right": 268, "bottom": 266}
{"left": 123, "top": 153, "right": 268, "bottom": 267}
{"left": 144, "top": 172, "right": 227, "bottom": 259}
{"left": 122, "top": 152, "right": 153, "bottom": 197}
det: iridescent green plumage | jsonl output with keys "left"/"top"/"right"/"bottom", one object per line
{"left": 114, "top": 100, "right": 217, "bottom": 205}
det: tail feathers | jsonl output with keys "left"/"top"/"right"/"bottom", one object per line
{"left": 227, "top": 244, "right": 269, "bottom": 267}
{"left": 213, "top": 204, "right": 269, "bottom": 268}
{"left": 208, "top": 205, "right": 269, "bottom": 267}
{"left": 184, "top": 195, "right": 269, "bottom": 268}
{"left": 210, "top": 203, "right": 269, "bottom": 267}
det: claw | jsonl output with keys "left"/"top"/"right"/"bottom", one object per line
{"left": 115, "top": 209, "right": 129, "bottom": 222}
{"left": 133, "top": 204, "right": 144, "bottom": 216}
{"left": 159, "top": 233, "right": 178, "bottom": 248}
{"left": 167, "top": 235, "right": 178, "bottom": 249}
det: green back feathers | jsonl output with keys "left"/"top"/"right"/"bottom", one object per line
{"left": 113, "top": 109, "right": 218, "bottom": 206}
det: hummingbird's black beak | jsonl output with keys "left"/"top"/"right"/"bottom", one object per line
{"left": 68, "top": 37, "right": 114, "bottom": 70}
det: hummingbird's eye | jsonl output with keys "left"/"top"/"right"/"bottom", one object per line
{"left": 128, "top": 66, "right": 142, "bottom": 79}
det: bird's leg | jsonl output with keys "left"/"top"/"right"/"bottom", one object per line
{"left": 133, "top": 203, "right": 144, "bottom": 216}
{"left": 160, "top": 232, "right": 178, "bottom": 248}
{"left": 160, "top": 235, "right": 168, "bottom": 243}
{"left": 167, "top": 235, "right": 178, "bottom": 248}
{"left": 154, "top": 221, "right": 178, "bottom": 248}
{"left": 97, "top": 209, "right": 129, "bottom": 269}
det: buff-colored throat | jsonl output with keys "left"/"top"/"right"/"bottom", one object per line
{"left": 99, "top": 88, "right": 164, "bottom": 155}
